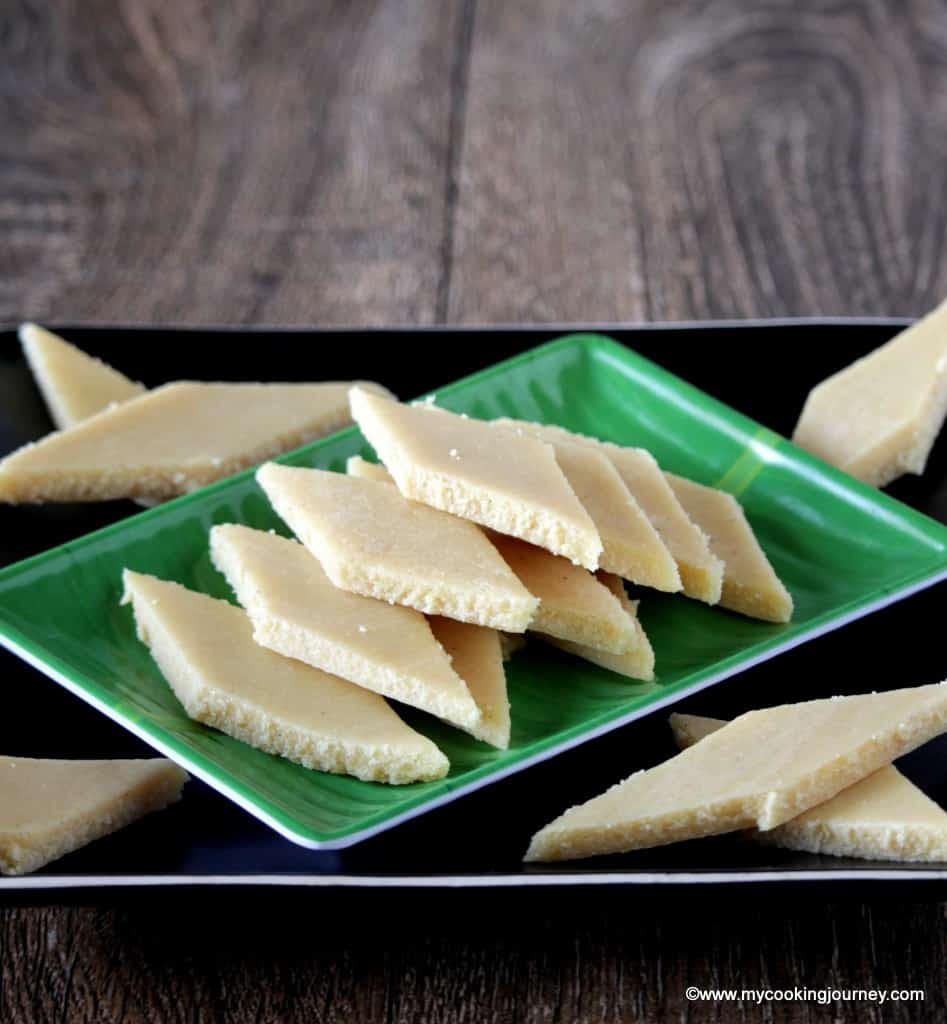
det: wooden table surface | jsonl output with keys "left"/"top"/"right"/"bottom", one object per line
{"left": 3, "top": 1, "right": 947, "bottom": 1020}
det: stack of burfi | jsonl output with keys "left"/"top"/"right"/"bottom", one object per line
{"left": 120, "top": 384, "right": 795, "bottom": 790}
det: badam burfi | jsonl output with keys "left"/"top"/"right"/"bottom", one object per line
{"left": 428, "top": 617, "right": 511, "bottom": 749}
{"left": 671, "top": 714, "right": 947, "bottom": 862}
{"left": 543, "top": 574, "right": 655, "bottom": 682}
{"left": 20, "top": 324, "right": 145, "bottom": 429}
{"left": 525, "top": 682, "right": 947, "bottom": 861}
{"left": 349, "top": 387, "right": 602, "bottom": 569}
{"left": 257, "top": 462, "right": 538, "bottom": 632}
{"left": 123, "top": 570, "right": 448, "bottom": 784}
{"left": 0, "top": 756, "right": 186, "bottom": 876}
{"left": 793, "top": 298, "right": 947, "bottom": 487}
{"left": 0, "top": 380, "right": 392, "bottom": 503}
{"left": 488, "top": 533, "right": 638, "bottom": 654}
{"left": 494, "top": 420, "right": 723, "bottom": 603}
{"left": 209, "top": 524, "right": 482, "bottom": 737}
{"left": 346, "top": 455, "right": 641, "bottom": 659}
{"left": 666, "top": 474, "right": 793, "bottom": 623}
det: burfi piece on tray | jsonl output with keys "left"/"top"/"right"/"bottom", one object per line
{"left": 666, "top": 474, "right": 793, "bottom": 623}
{"left": 20, "top": 323, "right": 145, "bottom": 429}
{"left": 792, "top": 298, "right": 947, "bottom": 487}
{"left": 0, "top": 755, "right": 186, "bottom": 876}
{"left": 257, "top": 462, "right": 538, "bottom": 632}
{"left": 349, "top": 387, "right": 602, "bottom": 569}
{"left": 209, "top": 524, "right": 482, "bottom": 736}
{"left": 123, "top": 569, "right": 448, "bottom": 784}
{"left": 489, "top": 534, "right": 637, "bottom": 654}
{"left": 428, "top": 617, "right": 511, "bottom": 749}
{"left": 671, "top": 714, "right": 947, "bottom": 863}
{"left": 525, "top": 682, "right": 947, "bottom": 861}
{"left": 494, "top": 420, "right": 723, "bottom": 603}
{"left": 495, "top": 421, "right": 679, "bottom": 591}
{"left": 0, "top": 380, "right": 392, "bottom": 503}
{"left": 543, "top": 573, "right": 655, "bottom": 682}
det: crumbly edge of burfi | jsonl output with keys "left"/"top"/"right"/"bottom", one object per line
{"left": 0, "top": 764, "right": 185, "bottom": 876}
{"left": 0, "top": 414, "right": 356, "bottom": 503}
{"left": 677, "top": 554, "right": 724, "bottom": 605}
{"left": 127, "top": 578, "right": 449, "bottom": 784}
{"left": 529, "top": 598, "right": 637, "bottom": 654}
{"left": 756, "top": 820, "right": 947, "bottom": 863}
{"left": 846, "top": 374, "right": 947, "bottom": 487}
{"left": 596, "top": 532, "right": 681, "bottom": 592}
{"left": 173, "top": 668, "right": 447, "bottom": 784}
{"left": 524, "top": 792, "right": 753, "bottom": 862}
{"left": 720, "top": 577, "right": 794, "bottom": 625}
{"left": 327, "top": 557, "right": 537, "bottom": 633}
{"left": 543, "top": 590, "right": 654, "bottom": 681}
{"left": 389, "top": 457, "right": 602, "bottom": 570}
{"left": 464, "top": 696, "right": 511, "bottom": 750}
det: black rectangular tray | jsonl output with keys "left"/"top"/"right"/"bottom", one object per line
{"left": 4, "top": 319, "right": 947, "bottom": 892}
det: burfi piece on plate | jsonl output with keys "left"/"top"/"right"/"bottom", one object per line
{"left": 495, "top": 421, "right": 679, "bottom": 591}
{"left": 671, "top": 714, "right": 947, "bottom": 863}
{"left": 0, "top": 755, "right": 186, "bottom": 876}
{"left": 792, "top": 298, "right": 947, "bottom": 487}
{"left": 0, "top": 380, "right": 392, "bottom": 503}
{"left": 20, "top": 323, "right": 145, "bottom": 429}
{"left": 209, "top": 524, "right": 482, "bottom": 737}
{"left": 543, "top": 573, "right": 655, "bottom": 682}
{"left": 489, "top": 534, "right": 637, "bottom": 654}
{"left": 666, "top": 474, "right": 793, "bottom": 623}
{"left": 428, "top": 617, "right": 511, "bottom": 749}
{"left": 349, "top": 387, "right": 602, "bottom": 569}
{"left": 256, "top": 462, "right": 538, "bottom": 632}
{"left": 525, "top": 682, "right": 947, "bottom": 861}
{"left": 123, "top": 569, "right": 448, "bottom": 784}
{"left": 494, "top": 420, "right": 722, "bottom": 603}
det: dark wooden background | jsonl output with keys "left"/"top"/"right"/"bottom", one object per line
{"left": 3, "top": 1, "right": 947, "bottom": 1020}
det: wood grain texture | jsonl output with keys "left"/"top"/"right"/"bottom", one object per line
{"left": 4, "top": 0, "right": 947, "bottom": 1020}
{"left": 449, "top": 0, "right": 947, "bottom": 322}
{"left": 0, "top": 0, "right": 460, "bottom": 325}
{"left": 2, "top": 895, "right": 945, "bottom": 1023}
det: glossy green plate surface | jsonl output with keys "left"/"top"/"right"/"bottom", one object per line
{"left": 2, "top": 332, "right": 946, "bottom": 849}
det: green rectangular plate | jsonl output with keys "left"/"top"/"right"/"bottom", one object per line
{"left": 2, "top": 332, "right": 946, "bottom": 850}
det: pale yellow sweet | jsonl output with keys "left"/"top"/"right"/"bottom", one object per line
{"left": 349, "top": 387, "right": 602, "bottom": 569}
{"left": 489, "top": 533, "right": 637, "bottom": 654}
{"left": 525, "top": 682, "right": 947, "bottom": 861}
{"left": 346, "top": 455, "right": 638, "bottom": 659}
{"left": 19, "top": 324, "right": 145, "bottom": 429}
{"left": 123, "top": 569, "right": 447, "bottom": 784}
{"left": 532, "top": 437, "right": 679, "bottom": 590}
{"left": 428, "top": 617, "right": 510, "bottom": 749}
{"left": 209, "top": 524, "right": 482, "bottom": 736}
{"left": 544, "top": 574, "right": 655, "bottom": 682}
{"left": 257, "top": 463, "right": 537, "bottom": 632}
{"left": 0, "top": 380, "right": 392, "bottom": 503}
{"left": 0, "top": 756, "right": 186, "bottom": 876}
{"left": 671, "top": 714, "right": 947, "bottom": 863}
{"left": 666, "top": 474, "right": 793, "bottom": 623}
{"left": 793, "top": 299, "right": 947, "bottom": 487}
{"left": 494, "top": 421, "right": 723, "bottom": 603}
